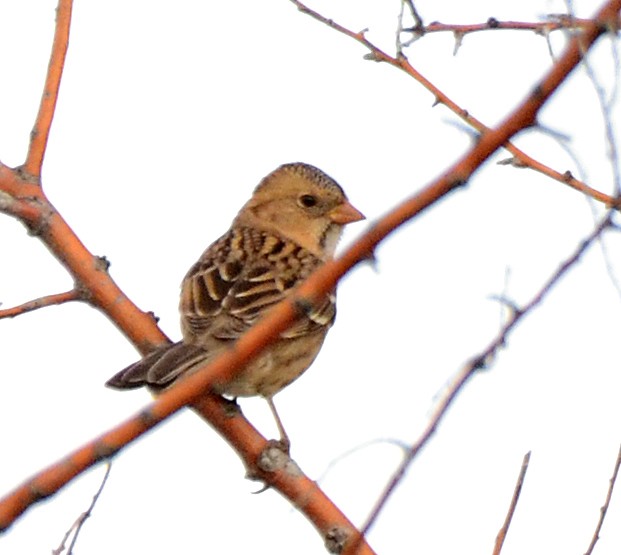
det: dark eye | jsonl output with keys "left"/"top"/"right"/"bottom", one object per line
{"left": 298, "top": 194, "right": 318, "bottom": 208}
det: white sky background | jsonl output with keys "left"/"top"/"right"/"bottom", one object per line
{"left": 1, "top": 0, "right": 621, "bottom": 553}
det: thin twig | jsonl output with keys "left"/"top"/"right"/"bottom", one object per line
{"left": 404, "top": 0, "right": 423, "bottom": 29}
{"left": 398, "top": 0, "right": 424, "bottom": 49}
{"left": 52, "top": 461, "right": 111, "bottom": 555}
{"left": 0, "top": 290, "right": 79, "bottom": 319}
{"left": 358, "top": 214, "right": 613, "bottom": 541}
{"left": 493, "top": 452, "right": 532, "bottom": 555}
{"left": 317, "top": 438, "right": 410, "bottom": 485}
{"left": 584, "top": 444, "right": 621, "bottom": 555}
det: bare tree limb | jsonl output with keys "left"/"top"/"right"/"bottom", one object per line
{"left": 584, "top": 444, "right": 621, "bottom": 555}
{"left": 493, "top": 452, "right": 531, "bottom": 555}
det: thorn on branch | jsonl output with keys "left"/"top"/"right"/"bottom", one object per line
{"left": 497, "top": 156, "right": 529, "bottom": 168}
{"left": 452, "top": 31, "right": 464, "bottom": 55}
{"left": 450, "top": 176, "right": 469, "bottom": 190}
{"left": 363, "top": 51, "right": 383, "bottom": 62}
{"left": 364, "top": 251, "right": 379, "bottom": 273}
{"left": 145, "top": 310, "right": 160, "bottom": 323}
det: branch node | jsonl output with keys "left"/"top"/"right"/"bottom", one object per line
{"left": 256, "top": 441, "right": 292, "bottom": 473}
{"left": 363, "top": 51, "right": 383, "bottom": 62}
{"left": 489, "top": 294, "right": 523, "bottom": 319}
{"left": 94, "top": 255, "right": 111, "bottom": 272}
{"left": 74, "top": 281, "right": 93, "bottom": 304}
{"left": 487, "top": 17, "right": 500, "bottom": 29}
{"left": 450, "top": 176, "right": 469, "bottom": 190}
{"left": 221, "top": 396, "right": 242, "bottom": 418}
{"left": 0, "top": 190, "right": 16, "bottom": 212}
{"left": 23, "top": 199, "right": 52, "bottom": 237}
{"left": 325, "top": 525, "right": 352, "bottom": 554}
{"left": 28, "top": 482, "right": 50, "bottom": 503}
{"left": 93, "top": 442, "right": 118, "bottom": 462}
{"left": 471, "top": 353, "right": 491, "bottom": 371}
{"left": 251, "top": 439, "right": 302, "bottom": 476}
{"left": 14, "top": 165, "right": 41, "bottom": 186}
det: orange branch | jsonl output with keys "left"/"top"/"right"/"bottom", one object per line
{"left": 23, "top": 0, "right": 73, "bottom": 178}
{"left": 192, "top": 396, "right": 371, "bottom": 555}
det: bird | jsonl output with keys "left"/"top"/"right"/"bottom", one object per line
{"left": 106, "top": 162, "right": 365, "bottom": 447}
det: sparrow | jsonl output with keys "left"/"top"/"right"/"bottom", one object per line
{"left": 106, "top": 162, "right": 365, "bottom": 445}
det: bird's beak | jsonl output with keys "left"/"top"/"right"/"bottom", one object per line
{"left": 329, "top": 201, "right": 366, "bottom": 224}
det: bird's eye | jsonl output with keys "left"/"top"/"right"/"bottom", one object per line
{"left": 298, "top": 194, "right": 318, "bottom": 208}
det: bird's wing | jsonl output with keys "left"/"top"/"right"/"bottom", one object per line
{"left": 180, "top": 227, "right": 336, "bottom": 342}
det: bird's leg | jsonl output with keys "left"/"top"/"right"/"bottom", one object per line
{"left": 266, "top": 396, "right": 290, "bottom": 453}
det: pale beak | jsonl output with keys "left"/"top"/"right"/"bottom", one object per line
{"left": 329, "top": 201, "right": 366, "bottom": 224}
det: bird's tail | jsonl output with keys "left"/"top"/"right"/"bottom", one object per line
{"left": 106, "top": 342, "right": 210, "bottom": 391}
